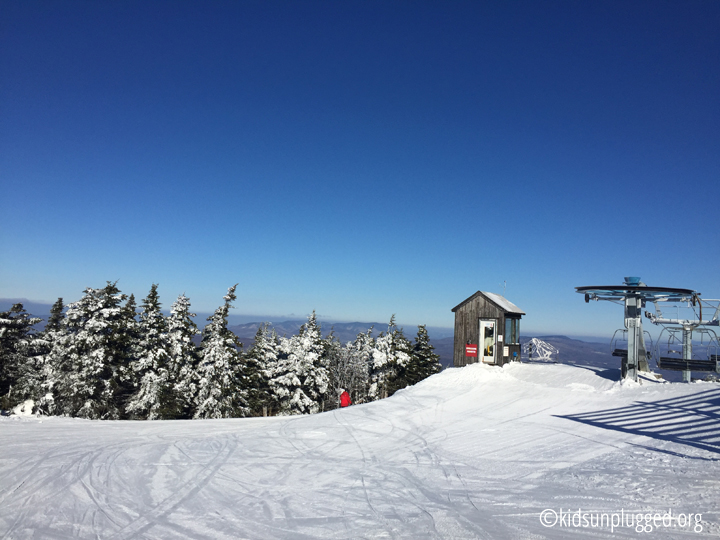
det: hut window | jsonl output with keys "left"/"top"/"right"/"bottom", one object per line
{"left": 505, "top": 318, "right": 520, "bottom": 344}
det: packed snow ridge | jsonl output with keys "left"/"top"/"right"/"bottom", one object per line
{"left": 2, "top": 362, "right": 719, "bottom": 539}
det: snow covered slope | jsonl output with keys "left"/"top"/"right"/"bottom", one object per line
{"left": 1, "top": 363, "right": 719, "bottom": 539}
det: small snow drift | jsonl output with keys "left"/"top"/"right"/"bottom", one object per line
{"left": 1, "top": 363, "right": 718, "bottom": 539}
{"left": 11, "top": 399, "right": 34, "bottom": 417}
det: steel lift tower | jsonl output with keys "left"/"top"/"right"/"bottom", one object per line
{"left": 645, "top": 294, "right": 720, "bottom": 382}
{"left": 576, "top": 277, "right": 696, "bottom": 382}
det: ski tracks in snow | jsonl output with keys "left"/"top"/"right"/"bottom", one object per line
{"left": 2, "top": 364, "right": 720, "bottom": 539}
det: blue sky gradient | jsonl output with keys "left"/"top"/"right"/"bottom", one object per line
{"left": 2, "top": 0, "right": 718, "bottom": 337}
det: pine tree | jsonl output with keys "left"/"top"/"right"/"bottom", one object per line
{"left": 386, "top": 320, "right": 413, "bottom": 396}
{"left": 299, "top": 312, "right": 330, "bottom": 410}
{"left": 407, "top": 325, "right": 442, "bottom": 385}
{"left": 45, "top": 298, "right": 65, "bottom": 333}
{"left": 126, "top": 285, "right": 177, "bottom": 419}
{"left": 0, "top": 303, "right": 42, "bottom": 409}
{"left": 344, "top": 328, "right": 373, "bottom": 404}
{"left": 368, "top": 315, "right": 412, "bottom": 400}
{"left": 34, "top": 298, "right": 65, "bottom": 415}
{"left": 116, "top": 293, "right": 141, "bottom": 414}
{"left": 271, "top": 335, "right": 315, "bottom": 415}
{"left": 167, "top": 294, "right": 200, "bottom": 419}
{"left": 244, "top": 323, "right": 279, "bottom": 416}
{"left": 327, "top": 328, "right": 370, "bottom": 407}
{"left": 52, "top": 282, "right": 130, "bottom": 419}
{"left": 324, "top": 330, "right": 344, "bottom": 410}
{"left": 270, "top": 312, "right": 329, "bottom": 415}
{"left": 195, "top": 285, "right": 248, "bottom": 419}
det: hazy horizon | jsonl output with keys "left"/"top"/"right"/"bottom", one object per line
{"left": 3, "top": 1, "right": 717, "bottom": 338}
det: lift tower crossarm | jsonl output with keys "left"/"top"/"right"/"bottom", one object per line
{"left": 576, "top": 280, "right": 697, "bottom": 382}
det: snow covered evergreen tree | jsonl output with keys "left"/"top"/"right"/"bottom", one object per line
{"left": 126, "top": 284, "right": 177, "bottom": 419}
{"left": 270, "top": 312, "right": 329, "bottom": 415}
{"left": 46, "top": 298, "right": 65, "bottom": 332}
{"left": 0, "top": 303, "right": 42, "bottom": 409}
{"left": 34, "top": 298, "right": 66, "bottom": 415}
{"left": 244, "top": 323, "right": 279, "bottom": 416}
{"left": 328, "top": 328, "right": 371, "bottom": 407}
{"left": 269, "top": 335, "right": 310, "bottom": 415}
{"left": 407, "top": 325, "right": 442, "bottom": 385}
{"left": 51, "top": 282, "right": 131, "bottom": 419}
{"left": 195, "top": 285, "right": 248, "bottom": 419}
{"left": 324, "top": 332, "right": 344, "bottom": 409}
{"left": 166, "top": 294, "right": 200, "bottom": 419}
{"left": 368, "top": 315, "right": 412, "bottom": 400}
{"left": 115, "top": 293, "right": 141, "bottom": 413}
{"left": 345, "top": 328, "right": 373, "bottom": 403}
{"left": 386, "top": 321, "right": 413, "bottom": 396}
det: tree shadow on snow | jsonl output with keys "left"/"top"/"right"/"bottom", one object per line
{"left": 556, "top": 388, "right": 720, "bottom": 458}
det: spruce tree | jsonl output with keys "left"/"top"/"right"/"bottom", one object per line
{"left": 343, "top": 328, "right": 373, "bottom": 404}
{"left": 126, "top": 284, "right": 176, "bottom": 419}
{"left": 0, "top": 303, "right": 42, "bottom": 409}
{"left": 407, "top": 325, "right": 442, "bottom": 385}
{"left": 270, "top": 312, "right": 329, "bottom": 415}
{"left": 167, "top": 294, "right": 200, "bottom": 419}
{"left": 195, "top": 285, "right": 248, "bottom": 419}
{"left": 52, "top": 282, "right": 130, "bottom": 419}
{"left": 299, "top": 312, "right": 330, "bottom": 411}
{"left": 46, "top": 298, "right": 65, "bottom": 331}
{"left": 271, "top": 335, "right": 315, "bottom": 416}
{"left": 368, "top": 315, "right": 412, "bottom": 400}
{"left": 35, "top": 298, "right": 65, "bottom": 415}
{"left": 324, "top": 330, "right": 344, "bottom": 409}
{"left": 326, "top": 328, "right": 370, "bottom": 408}
{"left": 244, "top": 323, "right": 279, "bottom": 416}
{"left": 116, "top": 293, "right": 141, "bottom": 414}
{"left": 386, "top": 320, "right": 413, "bottom": 396}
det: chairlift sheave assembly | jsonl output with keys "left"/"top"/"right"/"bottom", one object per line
{"left": 576, "top": 277, "right": 719, "bottom": 382}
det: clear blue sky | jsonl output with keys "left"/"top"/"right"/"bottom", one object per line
{"left": 2, "top": 0, "right": 718, "bottom": 337}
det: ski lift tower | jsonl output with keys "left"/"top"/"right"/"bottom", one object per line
{"left": 645, "top": 293, "right": 720, "bottom": 382}
{"left": 576, "top": 277, "right": 696, "bottom": 382}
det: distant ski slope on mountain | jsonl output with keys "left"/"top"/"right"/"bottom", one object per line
{"left": 429, "top": 334, "right": 615, "bottom": 370}
{"left": 2, "top": 362, "right": 718, "bottom": 539}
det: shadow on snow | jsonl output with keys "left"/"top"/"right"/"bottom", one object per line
{"left": 556, "top": 388, "right": 720, "bottom": 458}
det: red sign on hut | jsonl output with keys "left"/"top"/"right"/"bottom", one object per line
{"left": 465, "top": 344, "right": 478, "bottom": 357}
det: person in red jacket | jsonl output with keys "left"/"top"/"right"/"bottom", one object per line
{"left": 340, "top": 390, "right": 352, "bottom": 408}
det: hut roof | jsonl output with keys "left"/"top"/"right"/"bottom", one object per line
{"left": 451, "top": 291, "right": 525, "bottom": 315}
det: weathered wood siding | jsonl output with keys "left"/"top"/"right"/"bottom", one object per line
{"left": 452, "top": 292, "right": 523, "bottom": 367}
{"left": 453, "top": 293, "right": 503, "bottom": 367}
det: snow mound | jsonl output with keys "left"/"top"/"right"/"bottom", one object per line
{"left": 11, "top": 399, "right": 35, "bottom": 417}
{"left": 1, "top": 363, "right": 718, "bottom": 539}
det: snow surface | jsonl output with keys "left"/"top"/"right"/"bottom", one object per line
{"left": 2, "top": 363, "right": 719, "bottom": 539}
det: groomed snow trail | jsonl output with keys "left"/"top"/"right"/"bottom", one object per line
{"left": 1, "top": 363, "right": 719, "bottom": 539}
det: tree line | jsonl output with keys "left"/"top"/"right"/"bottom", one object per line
{"left": 0, "top": 283, "right": 442, "bottom": 419}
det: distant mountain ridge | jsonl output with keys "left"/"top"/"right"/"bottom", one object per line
{"left": 1, "top": 298, "right": 621, "bottom": 373}
{"left": 0, "top": 298, "right": 453, "bottom": 340}
{"left": 230, "top": 320, "right": 386, "bottom": 344}
{"left": 425, "top": 334, "right": 617, "bottom": 371}
{"left": 228, "top": 320, "right": 452, "bottom": 345}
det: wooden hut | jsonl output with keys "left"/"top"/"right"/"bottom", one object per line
{"left": 452, "top": 291, "right": 525, "bottom": 367}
